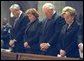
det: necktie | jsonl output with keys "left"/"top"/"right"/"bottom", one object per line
{"left": 13, "top": 18, "right": 19, "bottom": 27}
{"left": 65, "top": 24, "right": 69, "bottom": 32}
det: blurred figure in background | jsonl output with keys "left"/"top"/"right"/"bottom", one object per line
{"left": 1, "top": 18, "right": 12, "bottom": 49}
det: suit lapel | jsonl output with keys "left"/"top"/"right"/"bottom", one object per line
{"left": 25, "top": 20, "right": 37, "bottom": 35}
{"left": 13, "top": 13, "right": 24, "bottom": 28}
{"left": 66, "top": 21, "right": 76, "bottom": 34}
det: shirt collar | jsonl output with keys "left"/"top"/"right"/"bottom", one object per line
{"left": 18, "top": 10, "right": 22, "bottom": 18}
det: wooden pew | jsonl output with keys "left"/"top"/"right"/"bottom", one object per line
{"left": 18, "top": 53, "right": 80, "bottom": 60}
{"left": 1, "top": 52, "right": 80, "bottom": 60}
{"left": 1, "top": 52, "right": 17, "bottom": 60}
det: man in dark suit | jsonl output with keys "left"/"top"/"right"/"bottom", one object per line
{"left": 9, "top": 4, "right": 29, "bottom": 53}
{"left": 57, "top": 6, "right": 83, "bottom": 58}
{"left": 39, "top": 3, "right": 65, "bottom": 56}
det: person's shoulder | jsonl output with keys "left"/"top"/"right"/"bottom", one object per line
{"left": 55, "top": 14, "right": 66, "bottom": 25}
{"left": 72, "top": 20, "right": 80, "bottom": 32}
{"left": 54, "top": 13, "right": 64, "bottom": 21}
{"left": 36, "top": 20, "right": 42, "bottom": 25}
{"left": 57, "top": 14, "right": 64, "bottom": 20}
{"left": 20, "top": 13, "right": 27, "bottom": 19}
{"left": 39, "top": 18, "right": 46, "bottom": 24}
{"left": 74, "top": 18, "right": 81, "bottom": 27}
{"left": 22, "top": 13, "right": 28, "bottom": 19}
{"left": 21, "top": 13, "right": 29, "bottom": 23}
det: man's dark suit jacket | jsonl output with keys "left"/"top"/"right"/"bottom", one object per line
{"left": 11, "top": 13, "right": 29, "bottom": 53}
{"left": 40, "top": 12, "right": 65, "bottom": 56}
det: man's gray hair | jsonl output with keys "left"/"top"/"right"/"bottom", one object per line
{"left": 42, "top": 3, "right": 55, "bottom": 10}
{"left": 9, "top": 4, "right": 20, "bottom": 10}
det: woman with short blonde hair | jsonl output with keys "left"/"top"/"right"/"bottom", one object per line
{"left": 61, "top": 6, "right": 76, "bottom": 16}
{"left": 57, "top": 6, "right": 82, "bottom": 58}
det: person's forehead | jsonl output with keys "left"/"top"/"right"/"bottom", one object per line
{"left": 63, "top": 12, "right": 71, "bottom": 16}
{"left": 43, "top": 8, "right": 50, "bottom": 13}
{"left": 10, "top": 9, "right": 15, "bottom": 12}
{"left": 10, "top": 8, "right": 18, "bottom": 12}
{"left": 28, "top": 14, "right": 32, "bottom": 16}
{"left": 28, "top": 14, "right": 34, "bottom": 17}
{"left": 43, "top": 6, "right": 49, "bottom": 10}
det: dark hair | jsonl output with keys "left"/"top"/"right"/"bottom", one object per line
{"left": 25, "top": 8, "right": 39, "bottom": 18}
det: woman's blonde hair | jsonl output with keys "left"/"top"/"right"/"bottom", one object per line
{"left": 61, "top": 6, "right": 76, "bottom": 16}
